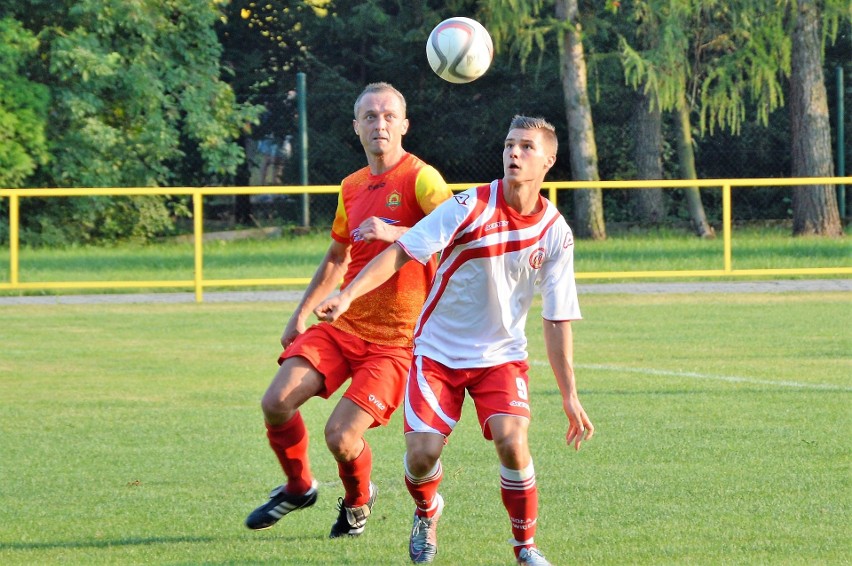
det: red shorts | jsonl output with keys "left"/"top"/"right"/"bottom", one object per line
{"left": 403, "top": 355, "right": 532, "bottom": 440}
{"left": 279, "top": 322, "right": 412, "bottom": 427}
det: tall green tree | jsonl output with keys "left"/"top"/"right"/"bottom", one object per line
{"left": 620, "top": 0, "right": 847, "bottom": 237}
{"left": 485, "top": 0, "right": 607, "bottom": 239}
{"left": 623, "top": 5, "right": 666, "bottom": 224}
{"left": 0, "top": 18, "right": 49, "bottom": 188}
{"left": 4, "top": 0, "right": 261, "bottom": 244}
{"left": 632, "top": 90, "right": 666, "bottom": 223}
{"left": 618, "top": 0, "right": 781, "bottom": 237}
{"left": 789, "top": 0, "right": 844, "bottom": 236}
{"left": 35, "top": 0, "right": 262, "bottom": 188}
{"left": 555, "top": 0, "right": 607, "bottom": 239}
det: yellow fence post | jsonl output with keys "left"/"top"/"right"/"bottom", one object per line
{"left": 193, "top": 191, "right": 204, "bottom": 303}
{"left": 723, "top": 183, "right": 732, "bottom": 273}
{"left": 9, "top": 194, "right": 19, "bottom": 286}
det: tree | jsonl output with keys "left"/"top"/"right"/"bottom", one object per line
{"left": 555, "top": 0, "right": 607, "bottom": 239}
{"left": 36, "top": 0, "right": 261, "bottom": 188}
{"left": 625, "top": 6, "right": 665, "bottom": 224}
{"left": 619, "top": 0, "right": 848, "bottom": 237}
{"left": 673, "top": 93, "right": 714, "bottom": 237}
{"left": 789, "top": 0, "right": 843, "bottom": 236}
{"left": 632, "top": 89, "right": 666, "bottom": 223}
{"left": 0, "top": 18, "right": 49, "bottom": 188}
{"left": 485, "top": 0, "right": 607, "bottom": 239}
{"left": 4, "top": 0, "right": 261, "bottom": 244}
{"left": 617, "top": 0, "right": 782, "bottom": 237}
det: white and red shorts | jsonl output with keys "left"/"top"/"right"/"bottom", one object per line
{"left": 403, "top": 355, "right": 532, "bottom": 440}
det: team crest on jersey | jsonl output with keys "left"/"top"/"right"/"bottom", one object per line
{"left": 454, "top": 193, "right": 470, "bottom": 206}
{"left": 386, "top": 190, "right": 401, "bottom": 209}
{"left": 529, "top": 247, "right": 546, "bottom": 269}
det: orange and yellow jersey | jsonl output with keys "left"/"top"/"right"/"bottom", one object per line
{"left": 330, "top": 152, "right": 451, "bottom": 347}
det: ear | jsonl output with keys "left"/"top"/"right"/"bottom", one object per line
{"left": 353, "top": 119, "right": 358, "bottom": 134}
{"left": 400, "top": 118, "right": 410, "bottom": 136}
{"left": 544, "top": 154, "right": 556, "bottom": 171}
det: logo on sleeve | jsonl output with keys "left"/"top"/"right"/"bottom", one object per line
{"left": 562, "top": 233, "right": 574, "bottom": 248}
{"left": 454, "top": 194, "right": 470, "bottom": 206}
{"left": 529, "top": 247, "right": 546, "bottom": 269}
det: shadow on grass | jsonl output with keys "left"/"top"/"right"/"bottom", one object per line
{"left": 1, "top": 535, "right": 216, "bottom": 551}
{"left": 1, "top": 530, "right": 332, "bottom": 553}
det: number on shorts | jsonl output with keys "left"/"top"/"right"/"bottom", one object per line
{"left": 516, "top": 377, "right": 528, "bottom": 400}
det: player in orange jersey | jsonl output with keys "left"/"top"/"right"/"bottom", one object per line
{"left": 245, "top": 83, "right": 452, "bottom": 538}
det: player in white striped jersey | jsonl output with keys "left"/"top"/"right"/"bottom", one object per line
{"left": 316, "top": 115, "right": 594, "bottom": 566}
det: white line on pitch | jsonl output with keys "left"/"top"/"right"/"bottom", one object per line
{"left": 530, "top": 360, "right": 851, "bottom": 391}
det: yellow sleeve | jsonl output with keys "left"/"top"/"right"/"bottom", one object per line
{"left": 330, "top": 186, "right": 349, "bottom": 242}
{"left": 414, "top": 166, "right": 452, "bottom": 214}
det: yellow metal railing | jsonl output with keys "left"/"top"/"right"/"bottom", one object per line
{"left": 1, "top": 178, "right": 850, "bottom": 302}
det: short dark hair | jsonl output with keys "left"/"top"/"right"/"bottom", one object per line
{"left": 354, "top": 82, "right": 407, "bottom": 118}
{"left": 509, "top": 115, "right": 558, "bottom": 155}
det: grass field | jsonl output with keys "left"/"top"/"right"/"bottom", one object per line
{"left": 0, "top": 290, "right": 849, "bottom": 565}
{"left": 0, "top": 225, "right": 849, "bottom": 294}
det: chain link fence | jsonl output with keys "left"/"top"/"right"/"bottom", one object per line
{"left": 208, "top": 73, "right": 846, "bottom": 234}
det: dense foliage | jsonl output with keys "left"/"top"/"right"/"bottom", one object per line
{"left": 1, "top": 0, "right": 261, "bottom": 244}
{"left": 0, "top": 0, "right": 848, "bottom": 245}
{"left": 0, "top": 18, "right": 49, "bottom": 188}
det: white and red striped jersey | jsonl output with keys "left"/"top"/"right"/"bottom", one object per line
{"left": 396, "top": 179, "right": 581, "bottom": 368}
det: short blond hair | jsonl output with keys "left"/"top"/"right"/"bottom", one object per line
{"left": 353, "top": 82, "right": 407, "bottom": 118}
{"left": 509, "top": 115, "right": 558, "bottom": 155}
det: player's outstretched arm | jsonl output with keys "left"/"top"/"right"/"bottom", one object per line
{"left": 542, "top": 319, "right": 595, "bottom": 451}
{"left": 314, "top": 243, "right": 412, "bottom": 323}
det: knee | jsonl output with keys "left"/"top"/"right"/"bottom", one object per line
{"left": 260, "top": 388, "right": 297, "bottom": 424}
{"left": 405, "top": 448, "right": 440, "bottom": 478}
{"left": 324, "top": 422, "right": 360, "bottom": 461}
{"left": 493, "top": 434, "right": 529, "bottom": 468}
{"left": 323, "top": 424, "right": 345, "bottom": 455}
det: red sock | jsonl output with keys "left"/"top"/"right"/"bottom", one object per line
{"left": 500, "top": 462, "right": 538, "bottom": 557}
{"left": 265, "top": 412, "right": 313, "bottom": 495}
{"left": 405, "top": 455, "right": 443, "bottom": 517}
{"left": 338, "top": 439, "right": 372, "bottom": 507}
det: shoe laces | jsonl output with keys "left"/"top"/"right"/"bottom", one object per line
{"left": 336, "top": 497, "right": 371, "bottom": 528}
{"left": 518, "top": 547, "right": 551, "bottom": 566}
{"left": 410, "top": 515, "right": 437, "bottom": 549}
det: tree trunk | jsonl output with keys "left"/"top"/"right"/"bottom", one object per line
{"left": 790, "top": 0, "right": 842, "bottom": 237}
{"left": 555, "top": 0, "right": 606, "bottom": 240}
{"left": 673, "top": 97, "right": 715, "bottom": 239}
{"left": 632, "top": 89, "right": 665, "bottom": 224}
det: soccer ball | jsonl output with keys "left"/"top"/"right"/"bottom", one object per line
{"left": 426, "top": 17, "right": 493, "bottom": 84}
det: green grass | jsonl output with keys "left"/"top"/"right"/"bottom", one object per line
{"left": 0, "top": 225, "right": 848, "bottom": 294}
{"left": 577, "top": 225, "right": 850, "bottom": 273}
{"left": 0, "top": 292, "right": 849, "bottom": 564}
